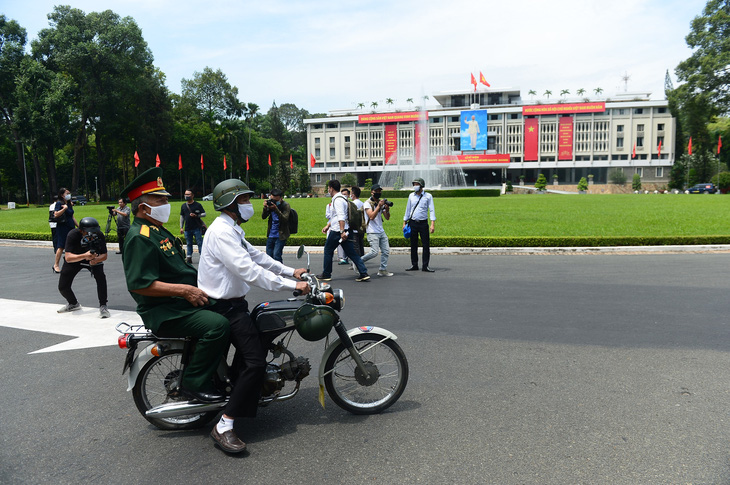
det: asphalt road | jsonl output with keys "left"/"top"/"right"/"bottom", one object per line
{"left": 1, "top": 245, "right": 730, "bottom": 484}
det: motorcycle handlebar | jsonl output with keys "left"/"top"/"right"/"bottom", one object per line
{"left": 293, "top": 273, "right": 312, "bottom": 297}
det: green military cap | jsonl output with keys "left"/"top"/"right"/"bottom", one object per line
{"left": 120, "top": 167, "right": 171, "bottom": 201}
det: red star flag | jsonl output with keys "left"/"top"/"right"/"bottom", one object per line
{"left": 134, "top": 151, "right": 140, "bottom": 167}
{"left": 470, "top": 73, "right": 477, "bottom": 92}
{"left": 290, "top": 154, "right": 293, "bottom": 169}
{"left": 178, "top": 154, "right": 182, "bottom": 170}
{"left": 657, "top": 140, "right": 662, "bottom": 157}
{"left": 268, "top": 154, "right": 272, "bottom": 166}
{"left": 246, "top": 155, "right": 249, "bottom": 171}
{"left": 718, "top": 136, "right": 722, "bottom": 155}
{"left": 155, "top": 154, "right": 161, "bottom": 167}
{"left": 310, "top": 153, "right": 316, "bottom": 167}
{"left": 479, "top": 72, "right": 490, "bottom": 87}
{"left": 223, "top": 154, "right": 227, "bottom": 170}
{"left": 632, "top": 143, "right": 636, "bottom": 159}
{"left": 688, "top": 137, "right": 692, "bottom": 155}
{"left": 200, "top": 154, "right": 204, "bottom": 170}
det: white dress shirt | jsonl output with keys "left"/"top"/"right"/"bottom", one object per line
{"left": 404, "top": 191, "right": 436, "bottom": 222}
{"left": 198, "top": 212, "right": 296, "bottom": 300}
{"left": 329, "top": 192, "right": 349, "bottom": 231}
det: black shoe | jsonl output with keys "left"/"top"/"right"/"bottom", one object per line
{"left": 315, "top": 274, "right": 332, "bottom": 281}
{"left": 180, "top": 387, "right": 225, "bottom": 403}
{"left": 422, "top": 267, "right": 435, "bottom": 273}
{"left": 405, "top": 266, "right": 419, "bottom": 271}
{"left": 115, "top": 251, "right": 122, "bottom": 254}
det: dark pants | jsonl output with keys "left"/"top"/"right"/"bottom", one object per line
{"left": 409, "top": 219, "right": 430, "bottom": 268}
{"left": 212, "top": 299, "right": 266, "bottom": 418}
{"left": 51, "top": 227, "right": 57, "bottom": 252}
{"left": 117, "top": 226, "right": 129, "bottom": 254}
{"left": 156, "top": 310, "right": 230, "bottom": 392}
{"left": 265, "top": 236, "right": 286, "bottom": 263}
{"left": 58, "top": 262, "right": 108, "bottom": 307}
{"left": 322, "top": 230, "right": 368, "bottom": 278}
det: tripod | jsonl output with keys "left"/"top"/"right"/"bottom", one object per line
{"left": 105, "top": 211, "right": 117, "bottom": 237}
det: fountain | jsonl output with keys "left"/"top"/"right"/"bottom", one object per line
{"left": 376, "top": 103, "right": 468, "bottom": 190}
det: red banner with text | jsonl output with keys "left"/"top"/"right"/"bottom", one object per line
{"left": 523, "top": 102, "right": 605, "bottom": 116}
{"left": 436, "top": 154, "right": 510, "bottom": 165}
{"left": 524, "top": 118, "right": 539, "bottom": 161}
{"left": 558, "top": 116, "right": 574, "bottom": 161}
{"left": 358, "top": 111, "right": 424, "bottom": 124}
{"left": 414, "top": 122, "right": 427, "bottom": 164}
{"left": 385, "top": 124, "right": 398, "bottom": 165}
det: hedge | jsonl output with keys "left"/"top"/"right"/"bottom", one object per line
{"left": 379, "top": 189, "right": 500, "bottom": 198}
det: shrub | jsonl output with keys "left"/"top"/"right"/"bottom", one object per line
{"left": 340, "top": 173, "right": 357, "bottom": 186}
{"left": 577, "top": 177, "right": 588, "bottom": 191}
{"left": 534, "top": 173, "right": 547, "bottom": 190}
{"left": 632, "top": 173, "right": 642, "bottom": 191}
{"left": 609, "top": 169, "right": 627, "bottom": 185}
{"left": 506, "top": 180, "right": 513, "bottom": 192}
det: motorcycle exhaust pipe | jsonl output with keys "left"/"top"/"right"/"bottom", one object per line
{"left": 145, "top": 400, "right": 228, "bottom": 418}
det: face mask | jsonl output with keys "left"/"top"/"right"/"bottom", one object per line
{"left": 185, "top": 196, "right": 192, "bottom": 201}
{"left": 143, "top": 202, "right": 171, "bottom": 224}
{"left": 413, "top": 185, "right": 421, "bottom": 192}
{"left": 372, "top": 193, "right": 381, "bottom": 199}
{"left": 275, "top": 200, "right": 281, "bottom": 206}
{"left": 238, "top": 203, "right": 254, "bottom": 222}
{"left": 64, "top": 194, "right": 72, "bottom": 201}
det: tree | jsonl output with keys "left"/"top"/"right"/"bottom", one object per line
{"left": 560, "top": 89, "right": 570, "bottom": 99}
{"left": 576, "top": 88, "right": 586, "bottom": 96}
{"left": 543, "top": 90, "right": 552, "bottom": 99}
{"left": 340, "top": 173, "right": 357, "bottom": 187}
{"left": 608, "top": 168, "right": 626, "bottom": 185}
{"left": 406, "top": 98, "right": 414, "bottom": 106}
{"left": 528, "top": 90, "right": 536, "bottom": 100}
{"left": 534, "top": 173, "right": 547, "bottom": 190}
{"left": 370, "top": 101, "right": 378, "bottom": 110}
{"left": 181, "top": 67, "right": 241, "bottom": 121}
{"left": 675, "top": 0, "right": 730, "bottom": 114}
{"left": 385, "top": 98, "right": 394, "bottom": 108}
{"left": 577, "top": 177, "right": 588, "bottom": 191}
{"left": 594, "top": 87, "right": 603, "bottom": 96}
{"left": 357, "top": 102, "right": 365, "bottom": 110}
{"left": 632, "top": 173, "right": 642, "bottom": 191}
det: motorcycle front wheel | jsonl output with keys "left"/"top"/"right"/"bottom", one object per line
{"left": 132, "top": 350, "right": 219, "bottom": 430}
{"left": 323, "top": 334, "right": 408, "bottom": 415}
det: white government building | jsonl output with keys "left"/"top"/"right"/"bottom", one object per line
{"left": 304, "top": 87, "right": 675, "bottom": 189}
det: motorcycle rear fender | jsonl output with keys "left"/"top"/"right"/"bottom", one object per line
{"left": 125, "top": 340, "right": 184, "bottom": 391}
{"left": 317, "top": 326, "right": 398, "bottom": 391}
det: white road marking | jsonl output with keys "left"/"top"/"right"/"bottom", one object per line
{"left": 0, "top": 298, "right": 143, "bottom": 354}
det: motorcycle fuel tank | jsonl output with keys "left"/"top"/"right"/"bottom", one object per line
{"left": 251, "top": 299, "right": 301, "bottom": 335}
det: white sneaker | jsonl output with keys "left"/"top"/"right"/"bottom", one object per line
{"left": 58, "top": 302, "right": 81, "bottom": 313}
{"left": 377, "top": 270, "right": 394, "bottom": 277}
{"left": 99, "top": 305, "right": 110, "bottom": 319}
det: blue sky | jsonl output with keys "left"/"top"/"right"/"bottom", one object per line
{"left": 3, "top": 0, "right": 708, "bottom": 115}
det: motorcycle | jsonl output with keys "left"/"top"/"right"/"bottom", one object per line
{"left": 116, "top": 246, "right": 409, "bottom": 430}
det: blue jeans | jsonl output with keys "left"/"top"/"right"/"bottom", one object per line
{"left": 185, "top": 227, "right": 203, "bottom": 257}
{"left": 362, "top": 232, "right": 390, "bottom": 270}
{"left": 266, "top": 236, "right": 286, "bottom": 263}
{"left": 322, "top": 231, "right": 368, "bottom": 277}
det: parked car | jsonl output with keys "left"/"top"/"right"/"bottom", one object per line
{"left": 202, "top": 193, "right": 213, "bottom": 201}
{"left": 687, "top": 183, "right": 716, "bottom": 194}
{"left": 71, "top": 195, "right": 88, "bottom": 205}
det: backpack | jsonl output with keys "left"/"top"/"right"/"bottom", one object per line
{"left": 288, "top": 208, "right": 299, "bottom": 234}
{"left": 335, "top": 195, "right": 365, "bottom": 233}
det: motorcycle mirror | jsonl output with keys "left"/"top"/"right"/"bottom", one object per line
{"left": 297, "top": 245, "right": 310, "bottom": 273}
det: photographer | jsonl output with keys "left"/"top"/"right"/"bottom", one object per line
{"left": 180, "top": 189, "right": 206, "bottom": 264}
{"left": 261, "top": 188, "right": 290, "bottom": 263}
{"left": 57, "top": 217, "right": 110, "bottom": 318}
{"left": 361, "top": 184, "right": 393, "bottom": 276}
{"left": 112, "top": 198, "right": 130, "bottom": 254}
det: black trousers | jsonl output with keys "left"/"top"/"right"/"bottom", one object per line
{"left": 58, "top": 262, "right": 108, "bottom": 306}
{"left": 409, "top": 220, "right": 430, "bottom": 268}
{"left": 212, "top": 299, "right": 267, "bottom": 419}
{"left": 117, "top": 227, "right": 129, "bottom": 254}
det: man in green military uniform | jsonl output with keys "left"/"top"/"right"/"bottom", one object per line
{"left": 121, "top": 167, "right": 229, "bottom": 403}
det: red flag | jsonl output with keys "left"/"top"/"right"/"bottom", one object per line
{"left": 268, "top": 154, "right": 271, "bottom": 166}
{"left": 657, "top": 140, "right": 662, "bottom": 157}
{"left": 688, "top": 137, "right": 692, "bottom": 155}
{"left": 134, "top": 151, "right": 140, "bottom": 168}
{"left": 155, "top": 154, "right": 161, "bottom": 167}
{"left": 524, "top": 118, "right": 538, "bottom": 161}
{"left": 200, "top": 154, "right": 204, "bottom": 170}
{"left": 178, "top": 154, "right": 182, "bottom": 170}
{"left": 246, "top": 155, "right": 249, "bottom": 171}
{"left": 479, "top": 71, "right": 490, "bottom": 88}
{"left": 310, "top": 153, "right": 316, "bottom": 167}
{"left": 470, "top": 73, "right": 477, "bottom": 92}
{"left": 718, "top": 136, "right": 722, "bottom": 155}
{"left": 223, "top": 154, "right": 227, "bottom": 170}
{"left": 632, "top": 143, "right": 636, "bottom": 159}
{"left": 290, "top": 154, "right": 293, "bottom": 169}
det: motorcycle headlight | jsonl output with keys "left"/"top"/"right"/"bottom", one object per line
{"left": 325, "top": 288, "right": 344, "bottom": 311}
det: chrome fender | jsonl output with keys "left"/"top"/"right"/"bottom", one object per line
{"left": 125, "top": 341, "right": 185, "bottom": 391}
{"left": 316, "top": 326, "right": 398, "bottom": 407}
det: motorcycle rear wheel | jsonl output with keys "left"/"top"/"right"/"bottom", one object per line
{"left": 324, "top": 334, "right": 408, "bottom": 414}
{"left": 132, "top": 350, "right": 219, "bottom": 430}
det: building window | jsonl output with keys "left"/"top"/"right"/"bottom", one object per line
{"left": 617, "top": 109, "right": 626, "bottom": 115}
{"left": 313, "top": 124, "right": 322, "bottom": 129}
{"left": 451, "top": 116, "right": 460, "bottom": 122}
{"left": 330, "top": 174, "right": 336, "bottom": 180}
{"left": 330, "top": 147, "right": 335, "bottom": 158}
{"left": 315, "top": 148, "right": 321, "bottom": 158}
{"left": 636, "top": 167, "right": 643, "bottom": 177}
{"left": 345, "top": 146, "right": 350, "bottom": 158}
{"left": 657, "top": 123, "right": 664, "bottom": 131}
{"left": 657, "top": 107, "right": 667, "bottom": 113}
{"left": 316, "top": 174, "right": 321, "bottom": 183}
{"left": 634, "top": 108, "right": 644, "bottom": 115}
{"left": 510, "top": 113, "right": 521, "bottom": 119}
{"left": 617, "top": 125, "right": 624, "bottom": 132}
{"left": 637, "top": 136, "right": 644, "bottom": 148}
{"left": 430, "top": 117, "right": 441, "bottom": 123}
{"left": 326, "top": 123, "right": 337, "bottom": 129}
{"left": 617, "top": 137, "right": 624, "bottom": 149}
{"left": 637, "top": 124, "right": 644, "bottom": 132}
{"left": 656, "top": 167, "right": 663, "bottom": 178}
{"left": 314, "top": 137, "right": 320, "bottom": 144}
{"left": 657, "top": 136, "right": 664, "bottom": 147}
{"left": 344, "top": 136, "right": 350, "bottom": 143}
{"left": 329, "top": 136, "right": 335, "bottom": 144}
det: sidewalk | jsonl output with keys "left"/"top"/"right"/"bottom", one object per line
{"left": 3, "top": 238, "right": 730, "bottom": 255}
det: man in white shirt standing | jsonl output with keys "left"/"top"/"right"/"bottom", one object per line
{"left": 317, "top": 179, "right": 370, "bottom": 282}
{"left": 198, "top": 178, "right": 309, "bottom": 454}
{"left": 403, "top": 177, "right": 436, "bottom": 272}
{"left": 361, "top": 184, "right": 393, "bottom": 276}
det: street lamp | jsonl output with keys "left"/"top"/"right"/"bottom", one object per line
{"left": 95, "top": 176, "right": 99, "bottom": 202}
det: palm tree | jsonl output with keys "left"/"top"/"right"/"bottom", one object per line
{"left": 357, "top": 102, "right": 365, "bottom": 110}
{"left": 422, "top": 95, "right": 429, "bottom": 102}
{"left": 560, "top": 89, "right": 570, "bottom": 99}
{"left": 371, "top": 101, "right": 378, "bottom": 110}
{"left": 385, "top": 98, "right": 394, "bottom": 107}
{"left": 576, "top": 88, "right": 586, "bottom": 96}
{"left": 528, "top": 90, "right": 536, "bottom": 100}
{"left": 406, "top": 97, "right": 414, "bottom": 106}
{"left": 544, "top": 90, "right": 552, "bottom": 99}
{"left": 594, "top": 87, "right": 603, "bottom": 96}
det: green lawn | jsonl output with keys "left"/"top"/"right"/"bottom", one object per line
{"left": 2, "top": 194, "right": 729, "bottom": 242}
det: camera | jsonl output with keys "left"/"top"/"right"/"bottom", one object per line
{"left": 266, "top": 199, "right": 275, "bottom": 206}
{"left": 382, "top": 199, "right": 394, "bottom": 208}
{"left": 107, "top": 206, "right": 115, "bottom": 215}
{"left": 81, "top": 231, "right": 104, "bottom": 255}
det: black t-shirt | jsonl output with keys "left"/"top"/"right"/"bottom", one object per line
{"left": 65, "top": 228, "right": 108, "bottom": 266}
{"left": 180, "top": 201, "right": 205, "bottom": 230}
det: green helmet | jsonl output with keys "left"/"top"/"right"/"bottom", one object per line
{"left": 294, "top": 304, "right": 337, "bottom": 341}
{"left": 213, "top": 179, "right": 253, "bottom": 211}
{"left": 412, "top": 177, "right": 425, "bottom": 188}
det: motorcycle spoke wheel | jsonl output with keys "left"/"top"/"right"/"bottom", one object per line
{"left": 324, "top": 334, "right": 408, "bottom": 415}
{"left": 132, "top": 351, "right": 217, "bottom": 430}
